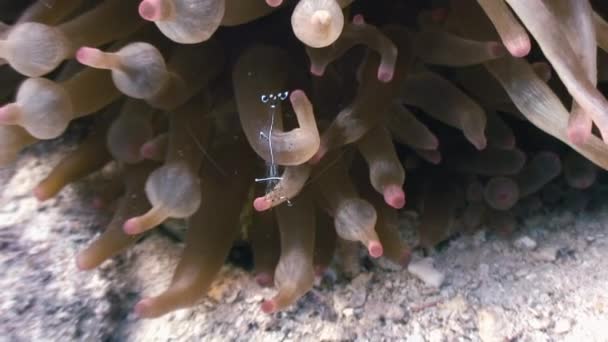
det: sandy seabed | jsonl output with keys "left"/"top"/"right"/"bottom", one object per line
{"left": 1, "top": 139, "right": 608, "bottom": 342}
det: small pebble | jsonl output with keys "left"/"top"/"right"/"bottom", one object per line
{"left": 363, "top": 301, "right": 405, "bottom": 321}
{"left": 477, "top": 307, "right": 508, "bottom": 342}
{"left": 408, "top": 258, "right": 445, "bottom": 288}
{"left": 245, "top": 295, "right": 263, "bottom": 304}
{"left": 553, "top": 318, "right": 572, "bottom": 334}
{"left": 342, "top": 308, "right": 354, "bottom": 317}
{"left": 513, "top": 235, "right": 537, "bottom": 251}
{"left": 532, "top": 246, "right": 559, "bottom": 262}
{"left": 407, "top": 333, "right": 426, "bottom": 342}
{"left": 428, "top": 329, "right": 445, "bottom": 342}
{"left": 525, "top": 331, "right": 550, "bottom": 342}
{"left": 224, "top": 288, "right": 240, "bottom": 304}
{"left": 449, "top": 322, "right": 465, "bottom": 335}
{"left": 525, "top": 273, "right": 537, "bottom": 281}
{"left": 318, "top": 323, "right": 350, "bottom": 341}
{"left": 440, "top": 295, "right": 469, "bottom": 317}
{"left": 529, "top": 317, "right": 551, "bottom": 330}
{"left": 515, "top": 269, "right": 528, "bottom": 279}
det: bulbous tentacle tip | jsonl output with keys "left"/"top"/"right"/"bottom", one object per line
{"left": 126, "top": 151, "right": 143, "bottom": 165}
{"left": 353, "top": 14, "right": 365, "bottom": 25}
{"left": 377, "top": 64, "right": 395, "bottom": 83}
{"left": 422, "top": 151, "right": 442, "bottom": 165}
{"left": 314, "top": 265, "right": 327, "bottom": 277}
{"left": 289, "top": 89, "right": 307, "bottom": 104}
{"left": 32, "top": 185, "right": 50, "bottom": 202}
{"left": 123, "top": 217, "right": 141, "bottom": 235}
{"left": 309, "top": 64, "right": 325, "bottom": 77}
{"left": 76, "top": 46, "right": 121, "bottom": 70}
{"left": 75, "top": 252, "right": 94, "bottom": 271}
{"left": 368, "top": 240, "right": 384, "bottom": 258}
{"left": 0, "top": 103, "right": 20, "bottom": 125}
{"left": 255, "top": 272, "right": 274, "bottom": 287}
{"left": 75, "top": 47, "right": 98, "bottom": 65}
{"left": 266, "top": 0, "right": 283, "bottom": 8}
{"left": 308, "top": 145, "right": 326, "bottom": 165}
{"left": 502, "top": 135, "right": 516, "bottom": 150}
{"left": 253, "top": 197, "right": 272, "bottom": 212}
{"left": 473, "top": 136, "right": 487, "bottom": 151}
{"left": 92, "top": 195, "right": 118, "bottom": 210}
{"left": 91, "top": 197, "right": 105, "bottom": 209}
{"left": 289, "top": 89, "right": 311, "bottom": 111}
{"left": 572, "top": 178, "right": 594, "bottom": 190}
{"left": 567, "top": 127, "right": 591, "bottom": 146}
{"left": 138, "top": 0, "right": 165, "bottom": 22}
{"left": 139, "top": 142, "right": 156, "bottom": 160}
{"left": 430, "top": 135, "right": 440, "bottom": 150}
{"left": 497, "top": 191, "right": 513, "bottom": 203}
{"left": 134, "top": 298, "right": 155, "bottom": 318}
{"left": 260, "top": 299, "right": 278, "bottom": 314}
{"left": 383, "top": 184, "right": 406, "bottom": 209}
{"left": 431, "top": 8, "right": 449, "bottom": 23}
{"left": 488, "top": 42, "right": 508, "bottom": 58}
{"left": 485, "top": 177, "right": 518, "bottom": 210}
{"left": 506, "top": 37, "right": 531, "bottom": 58}
{"left": 308, "top": 153, "right": 322, "bottom": 165}
{"left": 399, "top": 248, "right": 412, "bottom": 267}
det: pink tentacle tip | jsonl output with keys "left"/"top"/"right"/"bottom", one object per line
{"left": 506, "top": 38, "right": 531, "bottom": 58}
{"left": 33, "top": 185, "right": 50, "bottom": 202}
{"left": 399, "top": 248, "right": 412, "bottom": 267}
{"left": 125, "top": 145, "right": 144, "bottom": 163}
{"left": 431, "top": 8, "right": 449, "bottom": 23}
{"left": 123, "top": 217, "right": 141, "bottom": 235}
{"left": 353, "top": 14, "right": 365, "bottom": 25}
{"left": 75, "top": 253, "right": 90, "bottom": 271}
{"left": 488, "top": 42, "right": 507, "bottom": 58}
{"left": 255, "top": 272, "right": 274, "bottom": 287}
{"left": 383, "top": 185, "right": 406, "bottom": 209}
{"left": 138, "top": 0, "right": 164, "bottom": 21}
{"left": 0, "top": 103, "right": 18, "bottom": 124}
{"left": 266, "top": 0, "right": 283, "bottom": 8}
{"left": 503, "top": 135, "right": 516, "bottom": 150}
{"left": 497, "top": 191, "right": 514, "bottom": 203}
{"left": 368, "top": 240, "right": 384, "bottom": 258}
{"left": 140, "top": 142, "right": 156, "bottom": 160}
{"left": 253, "top": 197, "right": 272, "bottom": 212}
{"left": 567, "top": 127, "right": 591, "bottom": 146}
{"left": 428, "top": 152, "right": 442, "bottom": 165}
{"left": 309, "top": 64, "right": 325, "bottom": 77}
{"left": 91, "top": 197, "right": 106, "bottom": 209}
{"left": 289, "top": 89, "right": 305, "bottom": 102}
{"left": 429, "top": 135, "right": 440, "bottom": 150}
{"left": 473, "top": 137, "right": 487, "bottom": 151}
{"left": 134, "top": 298, "right": 153, "bottom": 318}
{"left": 261, "top": 299, "right": 277, "bottom": 314}
{"left": 314, "top": 265, "right": 327, "bottom": 277}
{"left": 571, "top": 177, "right": 594, "bottom": 190}
{"left": 308, "top": 145, "right": 326, "bottom": 165}
{"left": 377, "top": 64, "right": 395, "bottom": 83}
{"left": 75, "top": 47, "right": 98, "bottom": 65}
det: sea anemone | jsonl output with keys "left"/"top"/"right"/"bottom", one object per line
{"left": 1, "top": 0, "right": 608, "bottom": 319}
